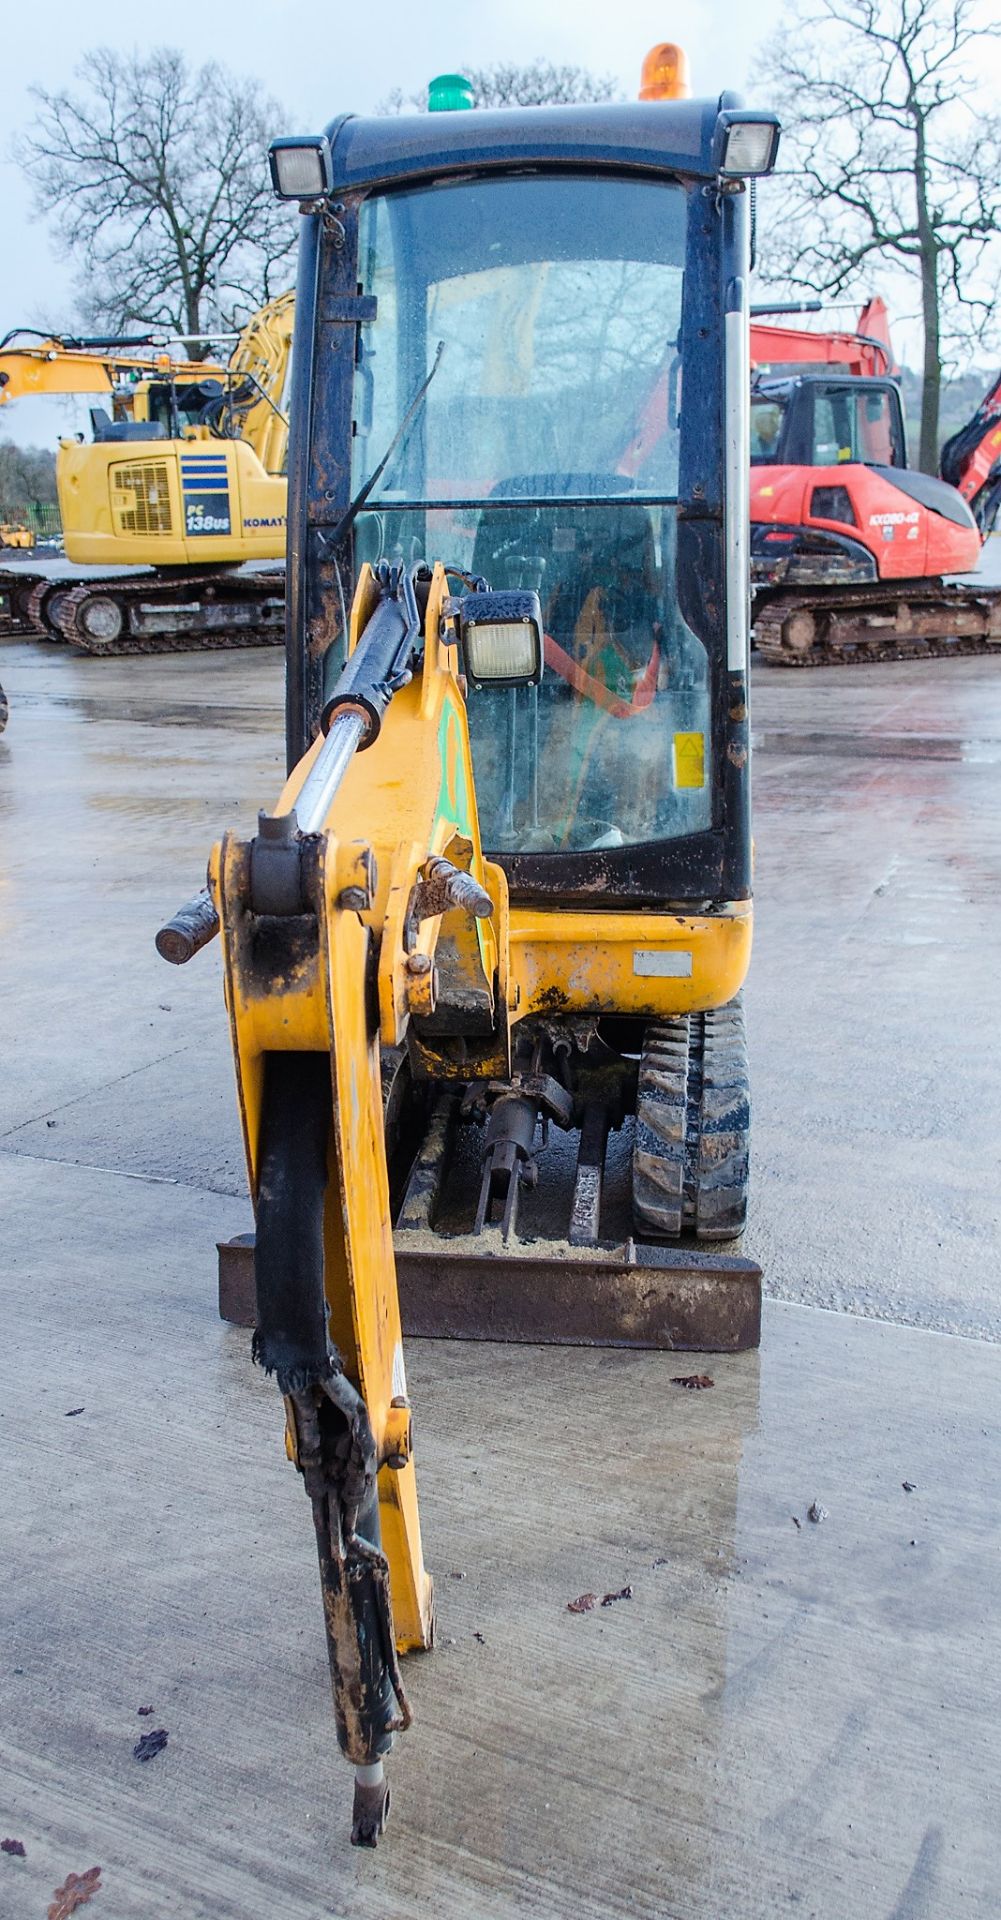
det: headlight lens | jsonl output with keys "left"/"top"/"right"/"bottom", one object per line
{"left": 456, "top": 591, "right": 544, "bottom": 688}
{"left": 269, "top": 138, "right": 332, "bottom": 200}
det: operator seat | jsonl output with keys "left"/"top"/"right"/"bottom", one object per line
{"left": 471, "top": 474, "right": 659, "bottom": 685}
{"left": 89, "top": 408, "right": 167, "bottom": 444}
{"left": 467, "top": 475, "right": 666, "bottom": 853}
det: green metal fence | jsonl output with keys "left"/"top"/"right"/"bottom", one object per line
{"left": 0, "top": 501, "right": 62, "bottom": 540}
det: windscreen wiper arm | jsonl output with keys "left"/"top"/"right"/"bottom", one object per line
{"left": 325, "top": 340, "right": 446, "bottom": 551}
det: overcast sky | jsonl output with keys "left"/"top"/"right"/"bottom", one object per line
{"left": 0, "top": 0, "right": 794, "bottom": 446}
{"left": 1, "top": 0, "right": 994, "bottom": 450}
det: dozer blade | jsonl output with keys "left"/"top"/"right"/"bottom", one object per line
{"left": 218, "top": 1230, "right": 760, "bottom": 1352}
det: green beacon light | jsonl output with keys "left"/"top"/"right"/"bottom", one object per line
{"left": 427, "top": 73, "right": 474, "bottom": 112}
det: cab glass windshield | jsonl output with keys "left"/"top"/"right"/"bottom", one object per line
{"left": 811, "top": 387, "right": 899, "bottom": 466}
{"left": 352, "top": 174, "right": 711, "bottom": 855}
{"left": 750, "top": 396, "right": 786, "bottom": 461}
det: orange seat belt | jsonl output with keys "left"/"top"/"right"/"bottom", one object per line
{"left": 542, "top": 633, "right": 660, "bottom": 719}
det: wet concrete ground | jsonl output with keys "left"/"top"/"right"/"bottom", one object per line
{"left": 1, "top": 602, "right": 1000, "bottom": 1915}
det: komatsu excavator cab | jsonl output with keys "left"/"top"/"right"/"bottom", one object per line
{"left": 161, "top": 88, "right": 780, "bottom": 1848}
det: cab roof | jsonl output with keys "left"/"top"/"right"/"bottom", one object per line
{"left": 324, "top": 95, "right": 741, "bottom": 194}
{"left": 752, "top": 373, "right": 899, "bottom": 396}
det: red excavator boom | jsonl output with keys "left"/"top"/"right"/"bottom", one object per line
{"left": 939, "top": 371, "right": 1001, "bottom": 537}
{"left": 751, "top": 297, "right": 896, "bottom": 380}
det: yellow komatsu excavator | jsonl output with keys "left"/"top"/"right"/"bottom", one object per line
{"left": 158, "top": 64, "right": 780, "bottom": 1846}
{"left": 0, "top": 294, "right": 293, "bottom": 651}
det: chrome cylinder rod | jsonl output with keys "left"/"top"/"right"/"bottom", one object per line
{"left": 293, "top": 709, "right": 367, "bottom": 833}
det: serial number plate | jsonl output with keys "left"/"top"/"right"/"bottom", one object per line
{"left": 633, "top": 950, "right": 693, "bottom": 978}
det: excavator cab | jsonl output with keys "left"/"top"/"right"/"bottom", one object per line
{"left": 161, "top": 89, "right": 781, "bottom": 1846}
{"left": 751, "top": 374, "right": 906, "bottom": 470}
{"left": 285, "top": 106, "right": 771, "bottom": 914}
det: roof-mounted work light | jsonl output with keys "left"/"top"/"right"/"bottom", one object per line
{"left": 711, "top": 110, "right": 781, "bottom": 179}
{"left": 268, "top": 135, "right": 334, "bottom": 201}
{"left": 453, "top": 591, "right": 544, "bottom": 690}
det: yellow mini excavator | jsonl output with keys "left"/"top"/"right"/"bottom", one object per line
{"left": 158, "top": 63, "right": 780, "bottom": 1846}
{"left": 0, "top": 294, "right": 293, "bottom": 651}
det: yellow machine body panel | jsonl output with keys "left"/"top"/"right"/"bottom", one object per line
{"left": 56, "top": 437, "right": 286, "bottom": 565}
{"left": 275, "top": 714, "right": 750, "bottom": 1029}
{"left": 268, "top": 572, "right": 750, "bottom": 1034}
{"left": 508, "top": 904, "right": 751, "bottom": 1021}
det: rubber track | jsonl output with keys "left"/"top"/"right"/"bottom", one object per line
{"left": 26, "top": 577, "right": 71, "bottom": 638}
{"left": 53, "top": 570, "right": 285, "bottom": 656}
{"left": 754, "top": 577, "right": 1001, "bottom": 669}
{"left": 0, "top": 567, "right": 47, "bottom": 636}
{"left": 632, "top": 994, "right": 750, "bottom": 1242}
{"left": 757, "top": 628, "right": 997, "bottom": 669}
{"left": 11, "top": 564, "right": 284, "bottom": 656}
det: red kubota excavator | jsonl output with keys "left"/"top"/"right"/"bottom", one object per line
{"left": 747, "top": 298, "right": 1001, "bottom": 665}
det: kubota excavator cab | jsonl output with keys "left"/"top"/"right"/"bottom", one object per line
{"left": 749, "top": 369, "right": 982, "bottom": 591}
{"left": 744, "top": 312, "right": 1000, "bottom": 662}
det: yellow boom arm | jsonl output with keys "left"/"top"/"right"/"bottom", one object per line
{"left": 0, "top": 338, "right": 227, "bottom": 404}
{"left": 206, "top": 563, "right": 503, "bottom": 1842}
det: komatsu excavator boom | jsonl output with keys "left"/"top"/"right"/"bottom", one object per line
{"left": 158, "top": 73, "right": 779, "bottom": 1846}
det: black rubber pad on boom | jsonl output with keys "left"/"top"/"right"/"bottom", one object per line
{"left": 253, "top": 1051, "right": 335, "bottom": 1391}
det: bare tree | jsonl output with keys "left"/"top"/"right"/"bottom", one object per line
{"left": 19, "top": 49, "right": 297, "bottom": 357}
{"left": 754, "top": 0, "right": 1001, "bottom": 469}
{"left": 462, "top": 62, "right": 619, "bottom": 108}
{"left": 0, "top": 441, "right": 57, "bottom": 507}
{"left": 379, "top": 61, "right": 618, "bottom": 116}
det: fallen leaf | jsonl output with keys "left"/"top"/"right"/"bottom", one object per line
{"left": 807, "top": 1502, "right": 828, "bottom": 1525}
{"left": 567, "top": 1593, "right": 597, "bottom": 1614}
{"left": 133, "top": 1728, "right": 168, "bottom": 1762}
{"left": 902, "top": 1481, "right": 917, "bottom": 1493}
{"left": 136, "top": 1706, "right": 154, "bottom": 1717}
{"left": 1, "top": 1838, "right": 26, "bottom": 1857}
{"left": 671, "top": 1374, "right": 714, "bottom": 1391}
{"left": 601, "top": 1586, "right": 634, "bottom": 1606}
{"left": 48, "top": 1866, "right": 101, "bottom": 1918}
